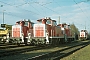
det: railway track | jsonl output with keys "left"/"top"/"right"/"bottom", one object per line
{"left": 0, "top": 43, "right": 44, "bottom": 49}
{"left": 0, "top": 43, "right": 15, "bottom": 46}
{"left": 27, "top": 41, "right": 90, "bottom": 60}
{"left": 0, "top": 40, "right": 89, "bottom": 60}
{"left": 0, "top": 44, "right": 29, "bottom": 49}
{"left": 0, "top": 44, "right": 51, "bottom": 58}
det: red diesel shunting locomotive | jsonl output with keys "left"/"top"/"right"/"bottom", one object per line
{"left": 9, "top": 19, "right": 34, "bottom": 45}
{"left": 79, "top": 30, "right": 89, "bottom": 40}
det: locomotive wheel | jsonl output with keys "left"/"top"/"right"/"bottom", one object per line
{"left": 30, "top": 39, "right": 37, "bottom": 46}
{"left": 9, "top": 39, "right": 13, "bottom": 43}
{"left": 24, "top": 38, "right": 28, "bottom": 45}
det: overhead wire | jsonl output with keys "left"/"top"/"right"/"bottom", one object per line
{"left": 0, "top": 0, "right": 59, "bottom": 23}
{"left": 0, "top": 1, "right": 12, "bottom": 6}
{"left": 26, "top": 0, "right": 61, "bottom": 19}
{"left": 52, "top": 0, "right": 68, "bottom": 19}
{"left": 25, "top": 1, "right": 46, "bottom": 17}
{"left": 73, "top": 0, "right": 89, "bottom": 20}
{"left": 1, "top": 0, "right": 89, "bottom": 28}
{"left": 0, "top": 0, "right": 41, "bottom": 18}
{"left": 14, "top": 0, "right": 53, "bottom": 18}
{"left": 52, "top": 0, "right": 89, "bottom": 31}
{"left": 73, "top": 0, "right": 90, "bottom": 31}
{"left": 31, "top": 0, "right": 69, "bottom": 22}
{"left": 30, "top": 0, "right": 53, "bottom": 18}
{"left": 0, "top": 10, "right": 25, "bottom": 19}
{"left": 79, "top": 0, "right": 90, "bottom": 30}
{"left": 33, "top": 1, "right": 59, "bottom": 14}
{"left": 0, "top": 0, "right": 68, "bottom": 19}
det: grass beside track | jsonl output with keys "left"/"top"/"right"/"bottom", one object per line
{"left": 61, "top": 44, "right": 90, "bottom": 60}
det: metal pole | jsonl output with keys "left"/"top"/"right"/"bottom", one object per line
{"left": 58, "top": 16, "right": 60, "bottom": 24}
{"left": 1, "top": 5, "right": 4, "bottom": 24}
{"left": 3, "top": 11, "right": 4, "bottom": 24}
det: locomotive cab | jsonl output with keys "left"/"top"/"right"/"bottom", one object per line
{"left": 79, "top": 30, "right": 88, "bottom": 40}
{"left": 33, "top": 17, "right": 61, "bottom": 45}
{"left": 33, "top": 18, "right": 49, "bottom": 44}
{"left": 10, "top": 19, "right": 34, "bottom": 45}
{"left": 0, "top": 24, "right": 12, "bottom": 43}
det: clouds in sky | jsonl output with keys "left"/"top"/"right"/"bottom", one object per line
{"left": 0, "top": 0, "right": 90, "bottom": 32}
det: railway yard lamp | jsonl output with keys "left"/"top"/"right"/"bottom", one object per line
{"left": 1, "top": 5, "right": 6, "bottom": 28}
{"left": 2, "top": 10, "right": 5, "bottom": 24}
{"left": 1, "top": 5, "right": 6, "bottom": 24}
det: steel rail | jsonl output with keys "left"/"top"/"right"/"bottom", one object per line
{"left": 27, "top": 41, "right": 90, "bottom": 60}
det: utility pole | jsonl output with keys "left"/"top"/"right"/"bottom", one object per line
{"left": 3, "top": 10, "right": 4, "bottom": 24}
{"left": 1, "top": 5, "right": 5, "bottom": 24}
{"left": 58, "top": 16, "right": 60, "bottom": 24}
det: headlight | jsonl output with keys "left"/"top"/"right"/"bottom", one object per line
{"left": 21, "top": 33, "right": 24, "bottom": 36}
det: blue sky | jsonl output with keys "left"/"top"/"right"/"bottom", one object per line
{"left": 0, "top": 0, "right": 90, "bottom": 32}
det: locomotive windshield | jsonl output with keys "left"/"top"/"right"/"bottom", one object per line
{"left": 53, "top": 21, "right": 57, "bottom": 26}
{"left": 46, "top": 20, "right": 51, "bottom": 24}
{"left": 46, "top": 20, "right": 57, "bottom": 26}
{"left": 24, "top": 21, "right": 28, "bottom": 26}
